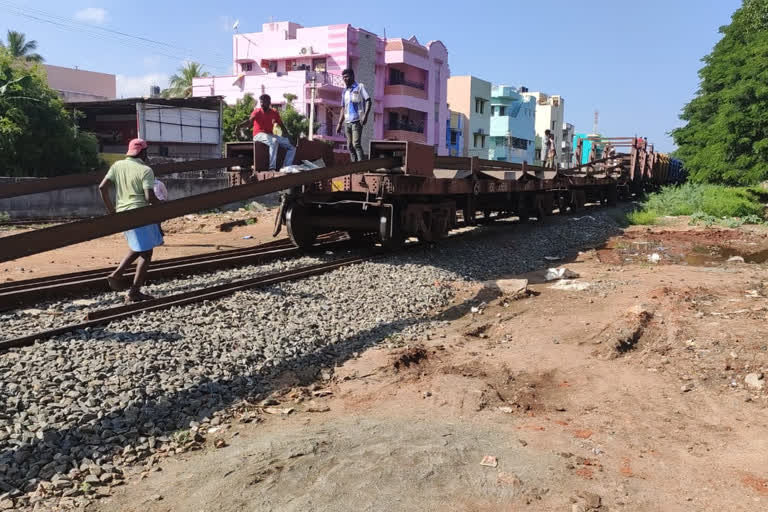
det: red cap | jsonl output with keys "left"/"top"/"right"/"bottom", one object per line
{"left": 126, "top": 138, "right": 148, "bottom": 157}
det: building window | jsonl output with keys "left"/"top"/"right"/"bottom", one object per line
{"left": 499, "top": 106, "right": 506, "bottom": 116}
{"left": 312, "top": 58, "right": 327, "bottom": 72}
{"left": 474, "top": 133, "right": 486, "bottom": 148}
{"left": 474, "top": 98, "right": 486, "bottom": 114}
{"left": 241, "top": 62, "right": 253, "bottom": 72}
{"left": 389, "top": 67, "right": 404, "bottom": 85}
{"left": 267, "top": 60, "right": 277, "bottom": 73}
{"left": 509, "top": 137, "right": 528, "bottom": 150}
{"left": 450, "top": 131, "right": 458, "bottom": 144}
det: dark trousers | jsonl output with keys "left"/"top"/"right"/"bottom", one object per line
{"left": 345, "top": 121, "right": 365, "bottom": 162}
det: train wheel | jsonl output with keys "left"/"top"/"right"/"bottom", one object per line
{"left": 286, "top": 204, "right": 318, "bottom": 249}
{"left": 463, "top": 199, "right": 477, "bottom": 226}
{"left": 379, "top": 207, "right": 405, "bottom": 250}
{"left": 570, "top": 190, "right": 586, "bottom": 211}
{"left": 557, "top": 194, "right": 569, "bottom": 215}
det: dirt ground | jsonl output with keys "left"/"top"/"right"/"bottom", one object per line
{"left": 0, "top": 208, "right": 280, "bottom": 282}
{"left": 79, "top": 219, "right": 768, "bottom": 512}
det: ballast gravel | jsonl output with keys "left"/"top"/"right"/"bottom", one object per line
{"left": 0, "top": 209, "right": 623, "bottom": 509}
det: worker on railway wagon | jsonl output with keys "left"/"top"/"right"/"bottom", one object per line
{"left": 98, "top": 138, "right": 163, "bottom": 303}
{"left": 237, "top": 94, "right": 296, "bottom": 171}
{"left": 336, "top": 68, "right": 372, "bottom": 162}
{"left": 544, "top": 129, "right": 557, "bottom": 169}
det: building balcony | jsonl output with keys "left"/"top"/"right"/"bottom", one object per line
{"left": 306, "top": 71, "right": 345, "bottom": 88}
{"left": 384, "top": 129, "right": 426, "bottom": 144}
{"left": 384, "top": 84, "right": 427, "bottom": 100}
{"left": 388, "top": 77, "right": 424, "bottom": 90}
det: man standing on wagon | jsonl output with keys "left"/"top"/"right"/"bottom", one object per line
{"left": 336, "top": 68, "right": 372, "bottom": 162}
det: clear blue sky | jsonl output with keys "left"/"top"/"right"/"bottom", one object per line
{"left": 2, "top": 0, "right": 742, "bottom": 152}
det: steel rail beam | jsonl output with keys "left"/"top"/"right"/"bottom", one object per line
{"left": 0, "top": 157, "right": 249, "bottom": 200}
{"left": 0, "top": 158, "right": 397, "bottom": 263}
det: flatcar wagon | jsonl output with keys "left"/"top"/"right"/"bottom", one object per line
{"left": 226, "top": 139, "right": 659, "bottom": 249}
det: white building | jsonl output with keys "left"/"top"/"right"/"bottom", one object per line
{"left": 562, "top": 122, "right": 575, "bottom": 166}
{"left": 521, "top": 91, "right": 564, "bottom": 166}
{"left": 446, "top": 75, "right": 492, "bottom": 158}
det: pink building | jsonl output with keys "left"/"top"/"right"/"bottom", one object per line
{"left": 44, "top": 64, "right": 116, "bottom": 102}
{"left": 192, "top": 21, "right": 449, "bottom": 155}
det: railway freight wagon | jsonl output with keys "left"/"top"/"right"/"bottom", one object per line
{"left": 226, "top": 140, "right": 653, "bottom": 249}
{"left": 650, "top": 153, "right": 687, "bottom": 189}
{"left": 651, "top": 154, "right": 687, "bottom": 188}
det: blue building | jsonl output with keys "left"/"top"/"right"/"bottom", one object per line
{"left": 446, "top": 110, "right": 464, "bottom": 157}
{"left": 488, "top": 85, "right": 536, "bottom": 164}
{"left": 573, "top": 133, "right": 603, "bottom": 164}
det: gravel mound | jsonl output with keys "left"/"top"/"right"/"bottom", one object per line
{"left": 0, "top": 209, "right": 624, "bottom": 509}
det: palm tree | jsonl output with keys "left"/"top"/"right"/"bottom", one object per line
{"left": 162, "top": 61, "right": 210, "bottom": 98}
{"left": 0, "top": 30, "right": 43, "bottom": 62}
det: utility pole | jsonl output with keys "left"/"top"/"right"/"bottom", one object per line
{"left": 593, "top": 110, "right": 599, "bottom": 135}
{"left": 308, "top": 76, "right": 316, "bottom": 140}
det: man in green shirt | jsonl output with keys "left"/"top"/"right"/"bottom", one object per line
{"left": 98, "top": 138, "right": 163, "bottom": 302}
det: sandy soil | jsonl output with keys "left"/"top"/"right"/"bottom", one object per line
{"left": 0, "top": 208, "right": 280, "bottom": 283}
{"left": 80, "top": 220, "right": 768, "bottom": 512}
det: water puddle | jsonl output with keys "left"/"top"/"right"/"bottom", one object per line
{"left": 597, "top": 238, "right": 768, "bottom": 267}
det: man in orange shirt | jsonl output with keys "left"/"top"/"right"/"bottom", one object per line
{"left": 238, "top": 94, "right": 296, "bottom": 170}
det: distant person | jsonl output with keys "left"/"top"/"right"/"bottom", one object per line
{"left": 98, "top": 139, "right": 162, "bottom": 302}
{"left": 543, "top": 129, "right": 557, "bottom": 168}
{"left": 336, "top": 68, "right": 371, "bottom": 162}
{"left": 238, "top": 94, "right": 296, "bottom": 171}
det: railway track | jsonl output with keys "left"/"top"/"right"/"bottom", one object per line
{"left": 0, "top": 252, "right": 378, "bottom": 352}
{"left": 0, "top": 233, "right": 346, "bottom": 311}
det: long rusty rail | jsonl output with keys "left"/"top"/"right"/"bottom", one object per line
{"left": 0, "top": 253, "right": 378, "bottom": 352}
{"left": 0, "top": 157, "right": 248, "bottom": 200}
{"left": 0, "top": 158, "right": 396, "bottom": 264}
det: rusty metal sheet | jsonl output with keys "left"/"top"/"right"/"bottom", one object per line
{"left": 434, "top": 156, "right": 472, "bottom": 170}
{"left": 0, "top": 158, "right": 396, "bottom": 263}
{"left": 369, "top": 141, "right": 435, "bottom": 177}
{"left": 384, "top": 175, "right": 472, "bottom": 195}
{"left": 0, "top": 157, "right": 248, "bottom": 201}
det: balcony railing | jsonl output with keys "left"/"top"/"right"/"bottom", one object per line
{"left": 307, "top": 71, "right": 345, "bottom": 88}
{"left": 387, "top": 121, "right": 425, "bottom": 133}
{"left": 388, "top": 77, "right": 425, "bottom": 90}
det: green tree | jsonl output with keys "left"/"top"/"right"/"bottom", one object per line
{"left": 0, "top": 30, "right": 43, "bottom": 62}
{"left": 163, "top": 61, "right": 210, "bottom": 98}
{"left": 222, "top": 93, "right": 256, "bottom": 142}
{"left": 0, "top": 48, "right": 100, "bottom": 177}
{"left": 277, "top": 92, "right": 316, "bottom": 146}
{"left": 672, "top": 0, "right": 768, "bottom": 184}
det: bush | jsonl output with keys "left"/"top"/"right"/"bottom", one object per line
{"left": 632, "top": 183, "right": 765, "bottom": 226}
{"left": 627, "top": 209, "right": 659, "bottom": 225}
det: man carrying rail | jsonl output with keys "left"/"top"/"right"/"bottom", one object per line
{"left": 98, "top": 138, "right": 163, "bottom": 303}
{"left": 336, "top": 68, "right": 372, "bottom": 162}
{"left": 237, "top": 94, "right": 296, "bottom": 171}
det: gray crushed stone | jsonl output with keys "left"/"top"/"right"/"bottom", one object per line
{"left": 0, "top": 209, "right": 624, "bottom": 509}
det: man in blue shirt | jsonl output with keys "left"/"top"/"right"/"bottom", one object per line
{"left": 336, "top": 68, "right": 372, "bottom": 162}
